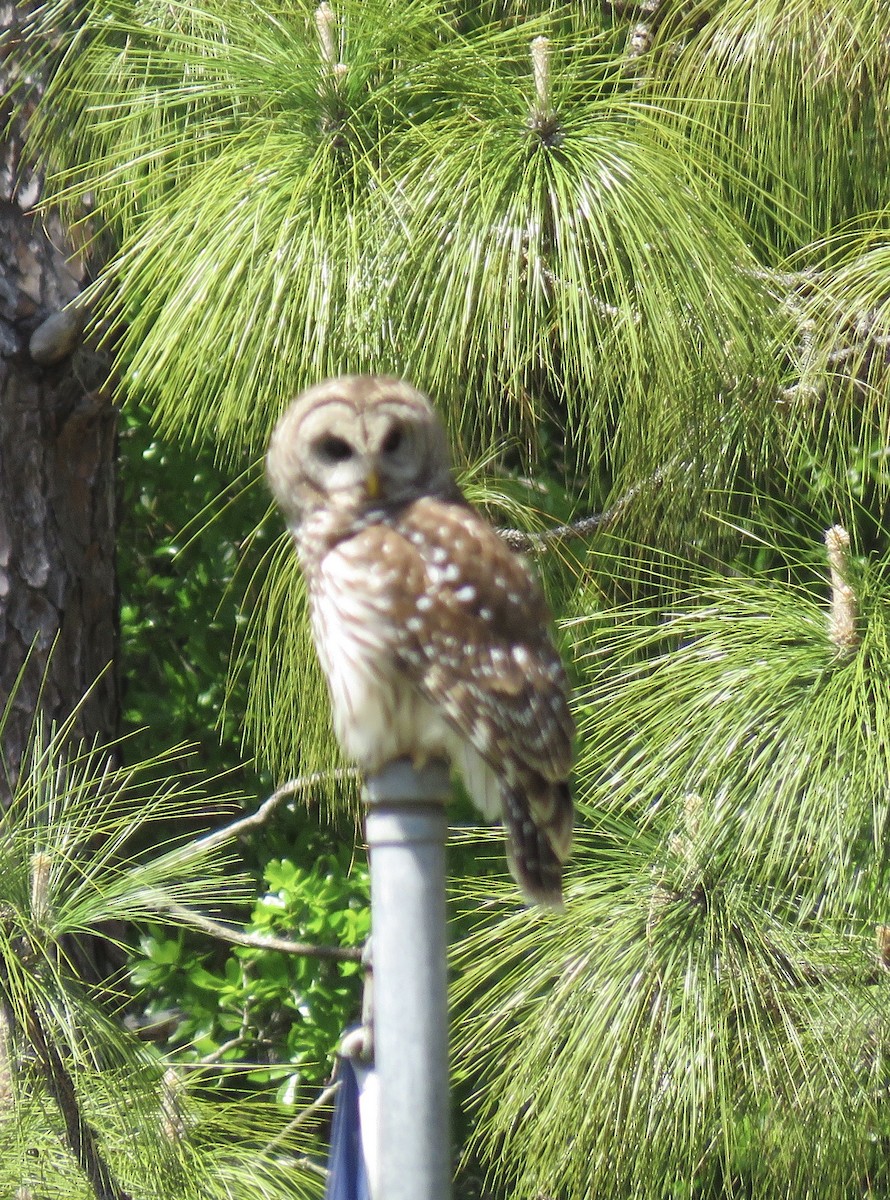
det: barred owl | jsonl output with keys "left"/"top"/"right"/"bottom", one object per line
{"left": 265, "top": 375, "right": 573, "bottom": 906}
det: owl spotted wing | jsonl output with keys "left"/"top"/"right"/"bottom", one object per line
{"left": 336, "top": 495, "right": 575, "bottom": 903}
{"left": 390, "top": 497, "right": 573, "bottom": 779}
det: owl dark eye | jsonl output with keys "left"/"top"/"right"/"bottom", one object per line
{"left": 315, "top": 434, "right": 354, "bottom": 463}
{"left": 381, "top": 425, "right": 404, "bottom": 454}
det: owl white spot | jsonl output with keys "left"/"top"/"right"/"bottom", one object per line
{"left": 454, "top": 585, "right": 476, "bottom": 603}
{"left": 426, "top": 665, "right": 445, "bottom": 689}
{"left": 416, "top": 595, "right": 434, "bottom": 611}
{"left": 479, "top": 607, "right": 493, "bottom": 621}
{"left": 406, "top": 617, "right": 424, "bottom": 633}
{"left": 472, "top": 721, "right": 493, "bottom": 752}
{"left": 442, "top": 563, "right": 461, "bottom": 584}
{"left": 513, "top": 646, "right": 530, "bottom": 666}
{"left": 430, "top": 546, "right": 449, "bottom": 564}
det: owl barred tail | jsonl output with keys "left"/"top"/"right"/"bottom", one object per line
{"left": 501, "top": 777, "right": 573, "bottom": 908}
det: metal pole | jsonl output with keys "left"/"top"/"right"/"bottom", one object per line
{"left": 363, "top": 758, "right": 452, "bottom": 1200}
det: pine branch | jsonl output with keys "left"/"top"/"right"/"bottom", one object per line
{"left": 193, "top": 767, "right": 360, "bottom": 854}
{"left": 751, "top": 263, "right": 890, "bottom": 406}
{"left": 498, "top": 466, "right": 667, "bottom": 552}
{"left": 2, "top": 981, "right": 131, "bottom": 1200}
{"left": 148, "top": 896, "right": 363, "bottom": 963}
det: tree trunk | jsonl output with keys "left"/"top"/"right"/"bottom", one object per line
{"left": 1, "top": 5, "right": 118, "bottom": 804}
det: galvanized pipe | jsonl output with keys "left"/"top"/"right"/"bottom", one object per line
{"left": 364, "top": 758, "right": 452, "bottom": 1200}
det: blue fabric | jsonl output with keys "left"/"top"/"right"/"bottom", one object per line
{"left": 325, "top": 1057, "right": 371, "bottom": 1200}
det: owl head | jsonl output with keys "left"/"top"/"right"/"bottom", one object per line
{"left": 266, "top": 375, "right": 456, "bottom": 528}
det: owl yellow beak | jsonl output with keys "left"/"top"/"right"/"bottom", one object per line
{"left": 365, "top": 468, "right": 381, "bottom": 500}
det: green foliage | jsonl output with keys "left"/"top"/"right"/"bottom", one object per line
{"left": 15, "top": 0, "right": 859, "bottom": 780}
{"left": 236, "top": 536, "right": 337, "bottom": 783}
{"left": 2, "top": 1083, "right": 325, "bottom": 1200}
{"left": 0, "top": 714, "right": 250, "bottom": 945}
{"left": 117, "top": 402, "right": 271, "bottom": 782}
{"left": 114, "top": 389, "right": 370, "bottom": 1127}
{"left": 23, "top": 0, "right": 888, "bottom": 785}
{"left": 23, "top": 0, "right": 786, "bottom": 546}
{"left": 0, "top": 707, "right": 324, "bottom": 1198}
{"left": 26, "top": 0, "right": 778, "bottom": 474}
{"left": 656, "top": 0, "right": 890, "bottom": 253}
{"left": 131, "top": 848, "right": 370, "bottom": 1100}
{"left": 454, "top": 540, "right": 890, "bottom": 1200}
{"left": 579, "top": 556, "right": 890, "bottom": 916}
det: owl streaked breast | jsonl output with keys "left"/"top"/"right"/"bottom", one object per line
{"left": 307, "top": 535, "right": 456, "bottom": 778}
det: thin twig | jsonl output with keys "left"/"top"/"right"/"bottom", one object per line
{"left": 497, "top": 465, "right": 667, "bottom": 552}
{"left": 150, "top": 896, "right": 363, "bottom": 963}
{"left": 141, "top": 771, "right": 363, "bottom": 966}
{"left": 194, "top": 768, "right": 359, "bottom": 855}
{"left": 746, "top": 265, "right": 820, "bottom": 288}
{"left": 291, "top": 1155, "right": 329, "bottom": 1180}
{"left": 288, "top": 1079, "right": 341, "bottom": 1129}
{"left": 199, "top": 1033, "right": 249, "bottom": 1066}
{"left": 266, "top": 1080, "right": 341, "bottom": 1156}
{"left": 154, "top": 898, "right": 364, "bottom": 963}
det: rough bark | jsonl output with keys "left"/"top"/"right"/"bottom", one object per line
{"left": 1, "top": 3, "right": 118, "bottom": 802}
